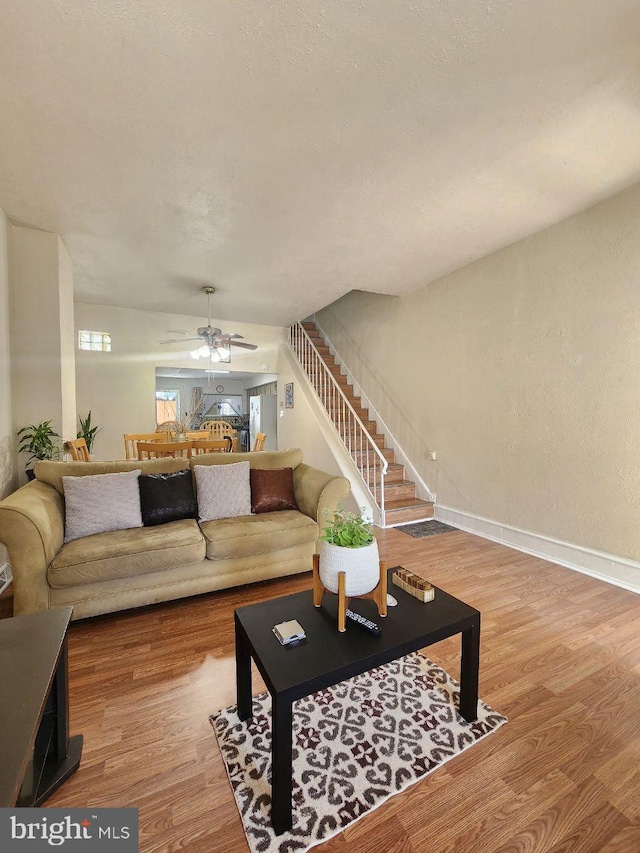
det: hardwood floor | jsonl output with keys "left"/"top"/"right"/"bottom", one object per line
{"left": 5, "top": 528, "right": 640, "bottom": 852}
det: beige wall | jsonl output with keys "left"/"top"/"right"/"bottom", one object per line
{"left": 58, "top": 239, "right": 77, "bottom": 439}
{"left": 75, "top": 303, "right": 284, "bottom": 460}
{"left": 9, "top": 226, "right": 76, "bottom": 475}
{"left": 0, "top": 209, "right": 16, "bottom": 503}
{"left": 276, "top": 348, "right": 357, "bottom": 513}
{"left": 317, "top": 182, "right": 640, "bottom": 562}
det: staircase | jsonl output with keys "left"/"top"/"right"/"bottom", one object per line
{"left": 289, "top": 321, "right": 434, "bottom": 527}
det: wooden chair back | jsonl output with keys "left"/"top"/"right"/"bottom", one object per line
{"left": 65, "top": 438, "right": 90, "bottom": 462}
{"left": 136, "top": 440, "right": 193, "bottom": 460}
{"left": 253, "top": 432, "right": 267, "bottom": 452}
{"left": 190, "top": 438, "right": 233, "bottom": 455}
{"left": 124, "top": 432, "right": 170, "bottom": 460}
{"left": 156, "top": 421, "right": 182, "bottom": 437}
{"left": 200, "top": 420, "right": 235, "bottom": 441}
{"left": 185, "top": 430, "right": 211, "bottom": 440}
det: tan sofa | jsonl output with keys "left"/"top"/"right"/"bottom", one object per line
{"left": 0, "top": 448, "right": 350, "bottom": 620}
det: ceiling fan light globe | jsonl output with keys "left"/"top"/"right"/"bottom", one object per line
{"left": 217, "top": 346, "right": 230, "bottom": 359}
{"left": 210, "top": 350, "right": 221, "bottom": 363}
{"left": 190, "top": 348, "right": 201, "bottom": 360}
{"left": 198, "top": 345, "right": 210, "bottom": 358}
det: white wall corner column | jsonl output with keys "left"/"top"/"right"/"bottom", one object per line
{"left": 0, "top": 209, "right": 16, "bottom": 502}
{"left": 9, "top": 225, "right": 76, "bottom": 473}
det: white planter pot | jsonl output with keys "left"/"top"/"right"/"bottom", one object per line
{"left": 319, "top": 539, "right": 380, "bottom": 597}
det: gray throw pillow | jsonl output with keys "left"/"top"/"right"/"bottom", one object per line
{"left": 194, "top": 461, "right": 251, "bottom": 522}
{"left": 63, "top": 469, "right": 143, "bottom": 543}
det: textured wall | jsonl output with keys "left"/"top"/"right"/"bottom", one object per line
{"left": 0, "top": 209, "right": 16, "bottom": 502}
{"left": 317, "top": 182, "right": 640, "bottom": 561}
{"left": 9, "top": 226, "right": 76, "bottom": 473}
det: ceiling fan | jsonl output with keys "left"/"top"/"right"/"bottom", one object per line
{"left": 159, "top": 286, "right": 258, "bottom": 363}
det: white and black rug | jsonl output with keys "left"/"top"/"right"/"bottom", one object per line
{"left": 211, "top": 653, "right": 506, "bottom": 853}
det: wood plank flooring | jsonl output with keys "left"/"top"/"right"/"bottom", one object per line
{"left": 4, "top": 528, "right": 640, "bottom": 852}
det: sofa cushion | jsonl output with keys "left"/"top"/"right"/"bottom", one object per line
{"left": 36, "top": 458, "right": 190, "bottom": 496}
{"left": 194, "top": 461, "right": 251, "bottom": 521}
{"left": 250, "top": 467, "right": 297, "bottom": 514}
{"left": 63, "top": 469, "right": 143, "bottom": 543}
{"left": 189, "top": 447, "right": 303, "bottom": 471}
{"left": 139, "top": 469, "right": 197, "bottom": 526}
{"left": 200, "top": 510, "right": 318, "bottom": 561}
{"left": 48, "top": 519, "right": 206, "bottom": 587}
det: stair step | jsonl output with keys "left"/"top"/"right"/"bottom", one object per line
{"left": 337, "top": 431, "right": 385, "bottom": 448}
{"left": 384, "top": 480, "right": 417, "bottom": 501}
{"left": 308, "top": 371, "right": 348, "bottom": 386}
{"left": 331, "top": 419, "right": 378, "bottom": 434}
{"left": 384, "top": 499, "right": 435, "bottom": 525}
{"left": 383, "top": 463, "right": 406, "bottom": 484}
{"left": 336, "top": 391, "right": 362, "bottom": 406}
{"left": 302, "top": 321, "right": 317, "bottom": 331}
{"left": 326, "top": 403, "right": 369, "bottom": 417}
{"left": 360, "top": 462, "right": 406, "bottom": 485}
{"left": 351, "top": 446, "right": 395, "bottom": 463}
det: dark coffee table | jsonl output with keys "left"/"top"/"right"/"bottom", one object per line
{"left": 234, "top": 568, "right": 480, "bottom": 835}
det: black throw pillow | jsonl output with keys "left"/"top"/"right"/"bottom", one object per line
{"left": 138, "top": 470, "right": 197, "bottom": 527}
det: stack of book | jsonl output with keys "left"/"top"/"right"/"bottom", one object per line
{"left": 392, "top": 568, "right": 435, "bottom": 602}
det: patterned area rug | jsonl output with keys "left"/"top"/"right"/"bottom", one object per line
{"left": 399, "top": 520, "right": 459, "bottom": 538}
{"left": 211, "top": 653, "right": 506, "bottom": 853}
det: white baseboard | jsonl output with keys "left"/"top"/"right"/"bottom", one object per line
{"left": 434, "top": 505, "right": 640, "bottom": 595}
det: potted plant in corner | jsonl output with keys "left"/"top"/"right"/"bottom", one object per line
{"left": 318, "top": 505, "right": 380, "bottom": 597}
{"left": 77, "top": 411, "right": 101, "bottom": 454}
{"left": 17, "top": 420, "right": 62, "bottom": 480}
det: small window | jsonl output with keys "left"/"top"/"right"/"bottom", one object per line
{"left": 78, "top": 330, "right": 111, "bottom": 352}
{"left": 156, "top": 390, "right": 179, "bottom": 425}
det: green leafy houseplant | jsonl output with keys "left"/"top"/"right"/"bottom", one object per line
{"left": 318, "top": 505, "right": 379, "bottom": 601}
{"left": 320, "top": 506, "right": 375, "bottom": 548}
{"left": 77, "top": 410, "right": 100, "bottom": 453}
{"left": 17, "top": 420, "right": 62, "bottom": 471}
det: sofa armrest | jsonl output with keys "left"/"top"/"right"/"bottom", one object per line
{"left": 0, "top": 480, "right": 65, "bottom": 615}
{"left": 292, "top": 463, "right": 350, "bottom": 524}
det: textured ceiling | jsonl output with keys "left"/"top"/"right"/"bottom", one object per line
{"left": 1, "top": 1, "right": 640, "bottom": 326}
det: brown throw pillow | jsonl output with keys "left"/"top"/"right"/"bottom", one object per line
{"left": 250, "top": 467, "right": 297, "bottom": 514}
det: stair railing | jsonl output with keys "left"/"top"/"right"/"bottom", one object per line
{"left": 288, "top": 322, "right": 387, "bottom": 523}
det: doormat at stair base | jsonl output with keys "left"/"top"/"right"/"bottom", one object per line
{"left": 210, "top": 653, "right": 507, "bottom": 853}
{"left": 399, "top": 520, "right": 459, "bottom": 538}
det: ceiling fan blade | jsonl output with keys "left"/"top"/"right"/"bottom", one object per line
{"left": 159, "top": 337, "right": 204, "bottom": 344}
{"left": 225, "top": 333, "right": 244, "bottom": 340}
{"left": 229, "top": 341, "right": 258, "bottom": 350}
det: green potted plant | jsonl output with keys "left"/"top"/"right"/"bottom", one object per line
{"left": 17, "top": 420, "right": 62, "bottom": 480}
{"left": 318, "top": 505, "right": 379, "bottom": 597}
{"left": 77, "top": 410, "right": 101, "bottom": 454}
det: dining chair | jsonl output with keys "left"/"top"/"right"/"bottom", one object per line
{"left": 253, "top": 432, "right": 267, "bottom": 451}
{"left": 136, "top": 440, "right": 193, "bottom": 460}
{"left": 124, "top": 432, "right": 170, "bottom": 460}
{"left": 200, "top": 420, "right": 235, "bottom": 441}
{"left": 190, "top": 438, "right": 232, "bottom": 455}
{"left": 156, "top": 421, "right": 183, "bottom": 437}
{"left": 65, "top": 438, "right": 91, "bottom": 462}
